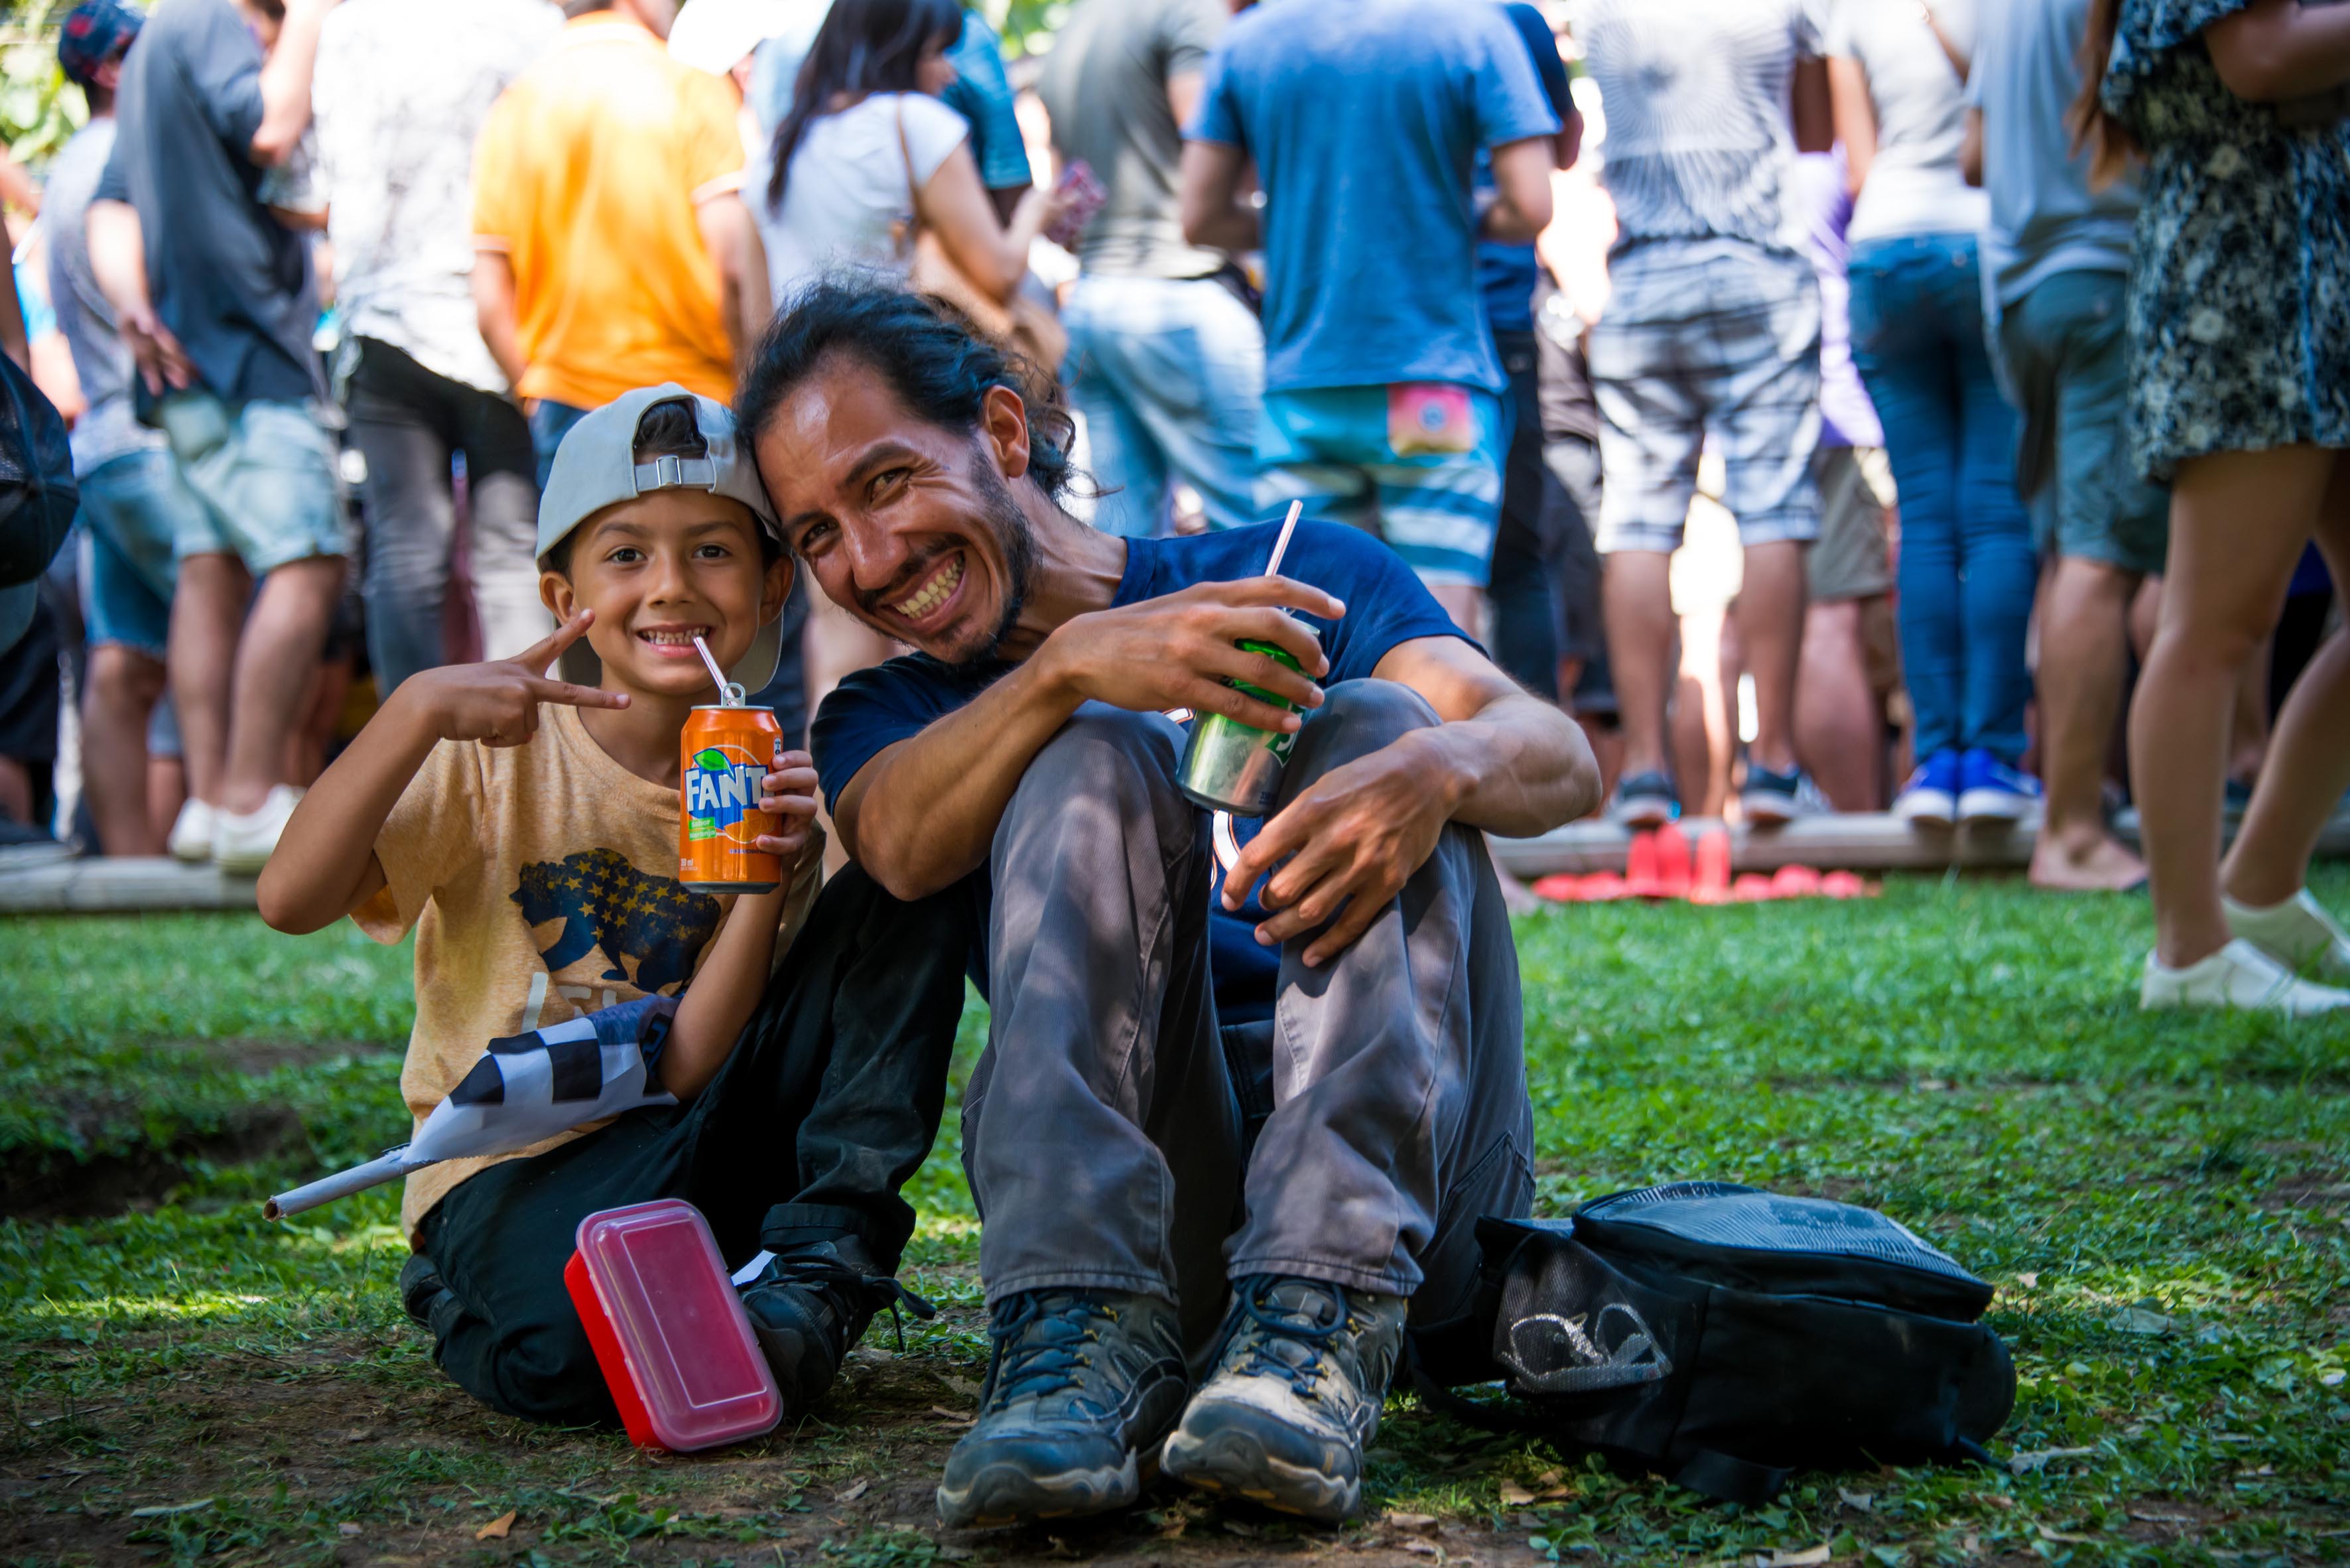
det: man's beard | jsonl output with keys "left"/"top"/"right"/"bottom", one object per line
{"left": 951, "top": 462, "right": 1039, "bottom": 671}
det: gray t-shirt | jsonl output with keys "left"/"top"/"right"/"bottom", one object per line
{"left": 95, "top": 0, "right": 322, "bottom": 407}
{"left": 1968, "top": 0, "right": 2139, "bottom": 308}
{"left": 1037, "top": 0, "right": 1228, "bottom": 279}
{"left": 44, "top": 119, "right": 159, "bottom": 474}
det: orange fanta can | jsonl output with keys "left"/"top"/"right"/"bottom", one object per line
{"left": 680, "top": 694, "right": 782, "bottom": 893}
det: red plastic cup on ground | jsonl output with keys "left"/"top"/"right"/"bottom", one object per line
{"left": 1821, "top": 870, "right": 1870, "bottom": 899}
{"left": 1692, "top": 828, "right": 1732, "bottom": 902}
{"left": 1731, "top": 872, "right": 1778, "bottom": 902}
{"left": 1579, "top": 870, "right": 1632, "bottom": 901}
{"left": 1532, "top": 873, "right": 1585, "bottom": 903}
{"left": 1653, "top": 822, "right": 1693, "bottom": 899}
{"left": 1772, "top": 864, "right": 1823, "bottom": 898}
{"left": 565, "top": 1199, "right": 781, "bottom": 1452}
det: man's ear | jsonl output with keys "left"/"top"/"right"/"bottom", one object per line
{"left": 976, "top": 383, "right": 1033, "bottom": 483}
{"left": 761, "top": 549, "right": 793, "bottom": 624}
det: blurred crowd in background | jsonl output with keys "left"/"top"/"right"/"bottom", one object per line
{"left": 0, "top": 0, "right": 2341, "bottom": 920}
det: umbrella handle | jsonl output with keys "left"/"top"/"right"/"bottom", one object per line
{"left": 263, "top": 1148, "right": 416, "bottom": 1220}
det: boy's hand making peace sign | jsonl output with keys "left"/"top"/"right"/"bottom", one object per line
{"left": 400, "top": 610, "right": 630, "bottom": 748}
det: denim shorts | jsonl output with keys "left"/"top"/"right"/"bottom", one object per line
{"left": 1254, "top": 382, "right": 1506, "bottom": 587}
{"left": 77, "top": 445, "right": 201, "bottom": 657}
{"left": 156, "top": 394, "right": 346, "bottom": 570}
{"left": 1993, "top": 270, "right": 2169, "bottom": 578}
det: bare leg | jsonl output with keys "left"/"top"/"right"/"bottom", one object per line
{"left": 169, "top": 551, "right": 249, "bottom": 807}
{"left": 2226, "top": 644, "right": 2270, "bottom": 788}
{"left": 1735, "top": 539, "right": 1807, "bottom": 775}
{"left": 2130, "top": 448, "right": 2329, "bottom": 968}
{"left": 149, "top": 754, "right": 186, "bottom": 846}
{"left": 2222, "top": 458, "right": 2350, "bottom": 909}
{"left": 219, "top": 555, "right": 344, "bottom": 815}
{"left": 1600, "top": 549, "right": 1676, "bottom": 779}
{"left": 82, "top": 645, "right": 167, "bottom": 856}
{"left": 2030, "top": 556, "right": 2146, "bottom": 891}
{"left": 0, "top": 755, "right": 31, "bottom": 826}
{"left": 1795, "top": 596, "right": 1884, "bottom": 811}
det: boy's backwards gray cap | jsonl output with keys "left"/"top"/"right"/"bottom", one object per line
{"left": 537, "top": 385, "right": 786, "bottom": 694}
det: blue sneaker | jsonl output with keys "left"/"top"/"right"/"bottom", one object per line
{"left": 1957, "top": 749, "right": 2041, "bottom": 824}
{"left": 1609, "top": 770, "right": 1680, "bottom": 828}
{"left": 1892, "top": 751, "right": 1961, "bottom": 829}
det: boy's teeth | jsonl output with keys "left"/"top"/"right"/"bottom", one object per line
{"left": 891, "top": 555, "right": 962, "bottom": 620}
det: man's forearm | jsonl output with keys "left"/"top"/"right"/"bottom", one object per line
{"left": 252, "top": 0, "right": 337, "bottom": 165}
{"left": 87, "top": 200, "right": 151, "bottom": 324}
{"left": 838, "top": 655, "right": 1084, "bottom": 899}
{"left": 1415, "top": 690, "right": 1600, "bottom": 838}
{"left": 472, "top": 252, "right": 529, "bottom": 391}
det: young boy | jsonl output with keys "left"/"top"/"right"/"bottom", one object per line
{"left": 259, "top": 386, "right": 973, "bottom": 1426}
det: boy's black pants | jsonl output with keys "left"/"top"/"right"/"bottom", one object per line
{"left": 413, "top": 866, "right": 974, "bottom": 1425}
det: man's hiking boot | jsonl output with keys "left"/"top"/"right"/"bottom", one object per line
{"left": 738, "top": 1236, "right": 933, "bottom": 1413}
{"left": 1162, "top": 1275, "right": 1407, "bottom": 1523}
{"left": 936, "top": 1289, "right": 1188, "bottom": 1528}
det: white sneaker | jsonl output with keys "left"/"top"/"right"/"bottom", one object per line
{"left": 168, "top": 799, "right": 217, "bottom": 864}
{"left": 2223, "top": 888, "right": 2350, "bottom": 986}
{"left": 2139, "top": 938, "right": 2350, "bottom": 1015}
{"left": 212, "top": 785, "right": 303, "bottom": 876}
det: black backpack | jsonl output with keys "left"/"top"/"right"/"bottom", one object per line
{"left": 1411, "top": 1182, "right": 2016, "bottom": 1504}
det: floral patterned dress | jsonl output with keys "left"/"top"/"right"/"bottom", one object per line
{"left": 2101, "top": 0, "right": 2350, "bottom": 480}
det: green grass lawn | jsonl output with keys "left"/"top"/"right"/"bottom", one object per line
{"left": 3, "top": 872, "right": 2347, "bottom": 1567}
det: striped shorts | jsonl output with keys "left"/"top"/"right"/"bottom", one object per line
{"left": 1589, "top": 243, "right": 1824, "bottom": 555}
{"left": 1254, "top": 382, "right": 1506, "bottom": 587}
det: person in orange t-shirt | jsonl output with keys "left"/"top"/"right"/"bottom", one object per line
{"left": 470, "top": 0, "right": 771, "bottom": 487}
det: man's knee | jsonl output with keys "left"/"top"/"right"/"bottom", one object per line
{"left": 88, "top": 645, "right": 165, "bottom": 710}
{"left": 1288, "top": 680, "right": 1440, "bottom": 782}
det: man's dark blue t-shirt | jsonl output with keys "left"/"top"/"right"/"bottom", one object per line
{"left": 811, "top": 520, "right": 1473, "bottom": 1023}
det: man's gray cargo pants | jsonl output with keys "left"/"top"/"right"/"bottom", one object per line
{"left": 962, "top": 679, "right": 1535, "bottom": 1355}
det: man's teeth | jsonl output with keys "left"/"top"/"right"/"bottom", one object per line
{"left": 889, "top": 555, "right": 963, "bottom": 620}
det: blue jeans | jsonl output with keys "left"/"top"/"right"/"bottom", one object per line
{"left": 529, "top": 399, "right": 594, "bottom": 492}
{"left": 1061, "top": 274, "right": 1265, "bottom": 537}
{"left": 1848, "top": 234, "right": 2036, "bottom": 765}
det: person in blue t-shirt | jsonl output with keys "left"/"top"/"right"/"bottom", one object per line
{"left": 738, "top": 281, "right": 1600, "bottom": 1528}
{"left": 1177, "top": 0, "right": 1559, "bottom": 633}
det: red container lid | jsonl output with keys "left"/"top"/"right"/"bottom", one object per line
{"left": 566, "top": 1200, "right": 781, "bottom": 1452}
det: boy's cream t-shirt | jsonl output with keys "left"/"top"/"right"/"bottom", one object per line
{"left": 352, "top": 702, "right": 820, "bottom": 1238}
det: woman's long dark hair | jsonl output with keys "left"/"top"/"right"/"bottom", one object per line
{"left": 765, "top": 0, "right": 964, "bottom": 212}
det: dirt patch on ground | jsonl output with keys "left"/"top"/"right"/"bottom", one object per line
{"left": 0, "top": 1104, "right": 310, "bottom": 1222}
{"left": 1, "top": 1327, "right": 1528, "bottom": 1568}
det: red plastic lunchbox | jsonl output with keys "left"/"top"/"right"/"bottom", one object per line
{"left": 564, "top": 1199, "right": 782, "bottom": 1452}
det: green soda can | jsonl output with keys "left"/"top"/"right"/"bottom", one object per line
{"left": 1177, "top": 639, "right": 1303, "bottom": 817}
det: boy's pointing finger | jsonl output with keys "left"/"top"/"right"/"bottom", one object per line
{"left": 525, "top": 678, "right": 630, "bottom": 709}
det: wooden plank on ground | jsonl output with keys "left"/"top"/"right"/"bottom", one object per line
{"left": 0, "top": 856, "right": 258, "bottom": 913}
{"left": 1491, "top": 811, "right": 2350, "bottom": 879}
